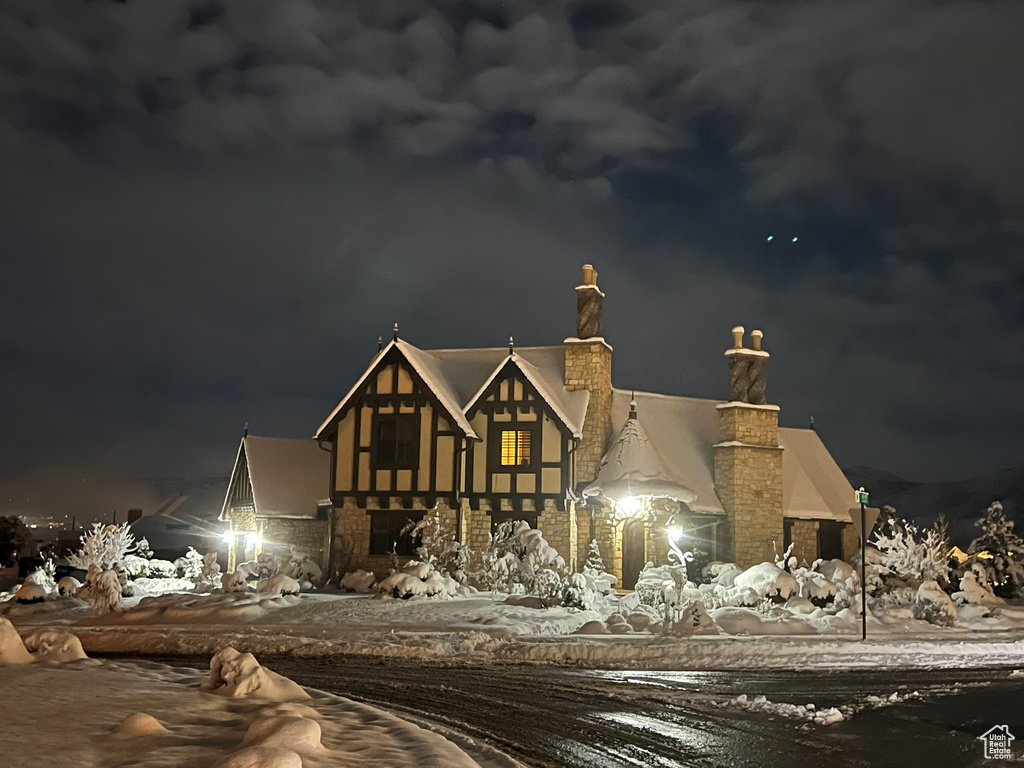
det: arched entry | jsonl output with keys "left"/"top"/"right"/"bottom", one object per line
{"left": 622, "top": 520, "right": 646, "bottom": 590}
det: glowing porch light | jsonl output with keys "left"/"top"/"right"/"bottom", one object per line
{"left": 617, "top": 496, "right": 643, "bottom": 517}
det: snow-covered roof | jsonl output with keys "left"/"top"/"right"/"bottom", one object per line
{"left": 582, "top": 401, "right": 697, "bottom": 505}
{"left": 606, "top": 389, "right": 858, "bottom": 522}
{"left": 223, "top": 436, "right": 331, "bottom": 520}
{"left": 316, "top": 339, "right": 588, "bottom": 440}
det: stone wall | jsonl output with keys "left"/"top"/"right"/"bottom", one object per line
{"left": 787, "top": 519, "right": 819, "bottom": 563}
{"left": 841, "top": 521, "right": 860, "bottom": 562}
{"left": 564, "top": 338, "right": 612, "bottom": 484}
{"left": 260, "top": 518, "right": 330, "bottom": 571}
{"left": 537, "top": 499, "right": 577, "bottom": 571}
{"left": 714, "top": 403, "right": 784, "bottom": 568}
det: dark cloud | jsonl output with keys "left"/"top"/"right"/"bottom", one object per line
{"left": 1, "top": 0, "right": 1023, "bottom": 520}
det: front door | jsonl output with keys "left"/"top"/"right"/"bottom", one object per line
{"left": 622, "top": 520, "right": 646, "bottom": 590}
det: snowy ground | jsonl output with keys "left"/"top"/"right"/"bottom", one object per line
{"left": 0, "top": 642, "right": 514, "bottom": 767}
{"left": 4, "top": 588, "right": 1024, "bottom": 669}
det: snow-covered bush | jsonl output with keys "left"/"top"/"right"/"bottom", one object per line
{"left": 24, "top": 561, "right": 56, "bottom": 594}
{"left": 57, "top": 576, "right": 82, "bottom": 597}
{"left": 477, "top": 520, "right": 527, "bottom": 593}
{"left": 15, "top": 583, "right": 47, "bottom": 604}
{"left": 174, "top": 547, "right": 204, "bottom": 580}
{"left": 476, "top": 521, "right": 586, "bottom": 608}
{"left": 951, "top": 570, "right": 1002, "bottom": 606}
{"left": 134, "top": 537, "right": 154, "bottom": 560}
{"left": 378, "top": 560, "right": 459, "bottom": 599}
{"left": 582, "top": 540, "right": 617, "bottom": 595}
{"left": 145, "top": 559, "right": 178, "bottom": 578}
{"left": 871, "top": 516, "right": 951, "bottom": 588}
{"left": 67, "top": 523, "right": 136, "bottom": 572}
{"left": 123, "top": 554, "right": 151, "bottom": 580}
{"left": 284, "top": 548, "right": 322, "bottom": 586}
{"left": 404, "top": 513, "right": 471, "bottom": 585}
{"left": 732, "top": 562, "right": 800, "bottom": 603}
{"left": 254, "top": 552, "right": 282, "bottom": 579}
{"left": 195, "top": 551, "right": 222, "bottom": 591}
{"left": 340, "top": 570, "right": 376, "bottom": 593}
{"left": 702, "top": 562, "right": 742, "bottom": 588}
{"left": 911, "top": 580, "right": 958, "bottom": 627}
{"left": 220, "top": 571, "right": 250, "bottom": 593}
{"left": 259, "top": 574, "right": 301, "bottom": 597}
{"left": 965, "top": 501, "right": 1024, "bottom": 598}
{"left": 82, "top": 564, "right": 124, "bottom": 614}
{"left": 665, "top": 600, "right": 719, "bottom": 636}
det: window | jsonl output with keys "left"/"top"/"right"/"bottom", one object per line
{"left": 375, "top": 414, "right": 419, "bottom": 469}
{"left": 369, "top": 510, "right": 423, "bottom": 556}
{"left": 500, "top": 429, "right": 532, "bottom": 466}
{"left": 818, "top": 521, "right": 845, "bottom": 560}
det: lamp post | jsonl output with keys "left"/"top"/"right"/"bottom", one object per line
{"left": 857, "top": 486, "right": 870, "bottom": 641}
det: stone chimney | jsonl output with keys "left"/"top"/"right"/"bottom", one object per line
{"left": 713, "top": 326, "right": 784, "bottom": 567}
{"left": 565, "top": 264, "right": 612, "bottom": 486}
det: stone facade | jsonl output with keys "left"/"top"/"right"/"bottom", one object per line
{"left": 787, "top": 519, "right": 819, "bottom": 563}
{"left": 714, "top": 403, "right": 784, "bottom": 568}
{"left": 841, "top": 520, "right": 860, "bottom": 562}
{"left": 564, "top": 338, "right": 612, "bottom": 484}
{"left": 260, "top": 518, "right": 330, "bottom": 570}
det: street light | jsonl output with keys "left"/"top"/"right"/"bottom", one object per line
{"left": 857, "top": 486, "right": 870, "bottom": 641}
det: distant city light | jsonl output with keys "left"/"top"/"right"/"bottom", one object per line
{"left": 766, "top": 234, "right": 774, "bottom": 242}
{"left": 792, "top": 236, "right": 799, "bottom": 243}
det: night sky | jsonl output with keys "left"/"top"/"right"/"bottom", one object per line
{"left": 2, "top": 0, "right": 1023, "bottom": 520}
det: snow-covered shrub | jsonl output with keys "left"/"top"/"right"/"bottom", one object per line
{"left": 67, "top": 522, "right": 136, "bottom": 572}
{"left": 476, "top": 521, "right": 584, "bottom": 607}
{"left": 405, "top": 513, "right": 471, "bottom": 584}
{"left": 378, "top": 560, "right": 458, "bottom": 599}
{"left": 134, "top": 537, "right": 154, "bottom": 560}
{"left": 220, "top": 571, "right": 250, "bottom": 593}
{"left": 195, "top": 551, "right": 222, "bottom": 591}
{"left": 774, "top": 542, "right": 797, "bottom": 573}
{"left": 477, "top": 520, "right": 527, "bottom": 592}
{"left": 24, "top": 562, "right": 56, "bottom": 594}
{"left": 340, "top": 570, "right": 376, "bottom": 593}
{"left": 732, "top": 562, "right": 800, "bottom": 603}
{"left": 666, "top": 600, "right": 719, "bottom": 636}
{"left": 911, "top": 580, "right": 958, "bottom": 627}
{"left": 175, "top": 547, "right": 204, "bottom": 580}
{"left": 965, "top": 501, "right": 1024, "bottom": 598}
{"left": 560, "top": 572, "right": 595, "bottom": 610}
{"left": 702, "top": 561, "right": 742, "bottom": 588}
{"left": 951, "top": 570, "right": 1002, "bottom": 606}
{"left": 254, "top": 552, "right": 283, "bottom": 579}
{"left": 57, "top": 576, "right": 82, "bottom": 597}
{"left": 871, "top": 516, "right": 951, "bottom": 588}
{"left": 143, "top": 558, "right": 177, "bottom": 578}
{"left": 283, "top": 548, "right": 322, "bottom": 586}
{"left": 259, "top": 574, "right": 301, "bottom": 597}
{"left": 123, "top": 554, "right": 151, "bottom": 580}
{"left": 204, "top": 647, "right": 310, "bottom": 702}
{"left": 82, "top": 564, "right": 124, "bottom": 614}
{"left": 14, "top": 583, "right": 47, "bottom": 604}
{"left": 582, "top": 540, "right": 617, "bottom": 595}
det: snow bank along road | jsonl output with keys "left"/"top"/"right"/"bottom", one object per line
{"left": 128, "top": 656, "right": 1024, "bottom": 768}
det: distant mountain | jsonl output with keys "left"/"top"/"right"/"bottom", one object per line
{"left": 843, "top": 466, "right": 1024, "bottom": 546}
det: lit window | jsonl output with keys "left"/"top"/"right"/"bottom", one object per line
{"left": 500, "top": 430, "right": 531, "bottom": 466}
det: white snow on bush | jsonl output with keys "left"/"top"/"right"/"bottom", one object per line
{"left": 21, "top": 628, "right": 88, "bottom": 662}
{"left": 221, "top": 571, "right": 250, "bottom": 593}
{"left": 340, "top": 570, "right": 376, "bottom": 593}
{"left": 732, "top": 562, "right": 800, "bottom": 601}
{"left": 911, "top": 580, "right": 958, "bottom": 627}
{"left": 711, "top": 606, "right": 816, "bottom": 635}
{"left": 14, "top": 583, "right": 47, "bottom": 604}
{"left": 131, "top": 577, "right": 195, "bottom": 596}
{"left": 57, "top": 576, "right": 82, "bottom": 597}
{"left": 0, "top": 616, "right": 33, "bottom": 664}
{"left": 258, "top": 575, "right": 301, "bottom": 597}
{"left": 204, "top": 647, "right": 310, "bottom": 702}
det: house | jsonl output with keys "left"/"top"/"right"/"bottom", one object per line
{"left": 309, "top": 264, "right": 862, "bottom": 586}
{"left": 220, "top": 435, "right": 332, "bottom": 571}
{"left": 128, "top": 478, "right": 228, "bottom": 562}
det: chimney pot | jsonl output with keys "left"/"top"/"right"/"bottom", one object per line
{"left": 731, "top": 326, "right": 745, "bottom": 349}
{"left": 751, "top": 329, "right": 763, "bottom": 351}
{"left": 582, "top": 264, "right": 597, "bottom": 286}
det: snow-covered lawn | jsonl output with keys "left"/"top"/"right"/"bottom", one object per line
{"left": 0, "top": 624, "right": 508, "bottom": 768}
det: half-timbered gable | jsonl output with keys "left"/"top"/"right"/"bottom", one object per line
{"left": 318, "top": 343, "right": 469, "bottom": 509}
{"left": 464, "top": 356, "right": 577, "bottom": 517}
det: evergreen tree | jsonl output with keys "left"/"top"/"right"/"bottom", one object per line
{"left": 968, "top": 501, "right": 1024, "bottom": 598}
{"left": 584, "top": 540, "right": 605, "bottom": 573}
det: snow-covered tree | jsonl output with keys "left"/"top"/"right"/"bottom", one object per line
{"left": 67, "top": 523, "right": 136, "bottom": 572}
{"left": 82, "top": 564, "right": 124, "bottom": 614}
{"left": 174, "top": 547, "right": 204, "bottom": 580}
{"left": 195, "top": 551, "right": 222, "bottom": 591}
{"left": 477, "top": 520, "right": 528, "bottom": 593}
{"left": 582, "top": 540, "right": 616, "bottom": 595}
{"left": 135, "top": 537, "right": 154, "bottom": 560}
{"left": 966, "top": 501, "right": 1024, "bottom": 598}
{"left": 284, "top": 548, "right": 322, "bottom": 585}
{"left": 871, "top": 516, "right": 951, "bottom": 587}
{"left": 404, "top": 513, "right": 471, "bottom": 584}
